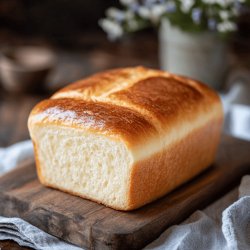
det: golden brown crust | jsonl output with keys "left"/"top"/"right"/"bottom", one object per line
{"left": 107, "top": 76, "right": 211, "bottom": 130}
{"left": 29, "top": 66, "right": 222, "bottom": 147}
{"left": 29, "top": 98, "right": 158, "bottom": 146}
{"left": 52, "top": 67, "right": 165, "bottom": 98}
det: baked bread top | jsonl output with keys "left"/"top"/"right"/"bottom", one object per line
{"left": 29, "top": 66, "right": 222, "bottom": 151}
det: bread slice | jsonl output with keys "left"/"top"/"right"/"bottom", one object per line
{"left": 28, "top": 66, "right": 223, "bottom": 210}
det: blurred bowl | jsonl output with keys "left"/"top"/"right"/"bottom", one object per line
{"left": 0, "top": 46, "right": 56, "bottom": 93}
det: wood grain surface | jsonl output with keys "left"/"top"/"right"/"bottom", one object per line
{"left": 0, "top": 135, "right": 250, "bottom": 250}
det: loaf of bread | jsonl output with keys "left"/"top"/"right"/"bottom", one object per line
{"left": 28, "top": 66, "right": 223, "bottom": 210}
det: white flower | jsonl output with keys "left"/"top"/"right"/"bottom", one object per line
{"left": 152, "top": 4, "right": 167, "bottom": 17}
{"left": 202, "top": 0, "right": 226, "bottom": 6}
{"left": 145, "top": 0, "right": 158, "bottom": 7}
{"left": 180, "top": 0, "right": 194, "bottom": 13}
{"left": 138, "top": 4, "right": 166, "bottom": 23}
{"left": 202, "top": 0, "right": 245, "bottom": 7}
{"left": 217, "top": 20, "right": 237, "bottom": 32}
{"left": 138, "top": 6, "right": 151, "bottom": 19}
{"left": 99, "top": 19, "right": 123, "bottom": 40}
{"left": 219, "top": 10, "right": 230, "bottom": 20}
{"left": 192, "top": 8, "right": 202, "bottom": 24}
{"left": 166, "top": 1, "right": 176, "bottom": 13}
{"left": 208, "top": 18, "right": 217, "bottom": 30}
{"left": 120, "top": 0, "right": 135, "bottom": 6}
{"left": 202, "top": 0, "right": 223, "bottom": 5}
{"left": 106, "top": 7, "right": 126, "bottom": 22}
{"left": 151, "top": 4, "right": 167, "bottom": 23}
{"left": 125, "top": 10, "right": 135, "bottom": 20}
{"left": 100, "top": 0, "right": 242, "bottom": 37}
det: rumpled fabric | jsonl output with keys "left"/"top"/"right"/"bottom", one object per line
{"left": 145, "top": 177, "right": 250, "bottom": 250}
{"left": 0, "top": 216, "right": 82, "bottom": 250}
{"left": 0, "top": 140, "right": 33, "bottom": 176}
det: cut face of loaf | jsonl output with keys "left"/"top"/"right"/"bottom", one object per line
{"left": 28, "top": 66, "right": 223, "bottom": 210}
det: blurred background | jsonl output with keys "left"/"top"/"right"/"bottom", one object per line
{"left": 0, "top": 0, "right": 250, "bottom": 148}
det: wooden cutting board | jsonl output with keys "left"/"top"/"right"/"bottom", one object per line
{"left": 0, "top": 135, "right": 250, "bottom": 250}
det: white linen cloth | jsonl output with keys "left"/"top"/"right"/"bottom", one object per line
{"left": 0, "top": 140, "right": 33, "bottom": 176}
{"left": 0, "top": 216, "right": 82, "bottom": 250}
{"left": 145, "top": 181, "right": 250, "bottom": 250}
{"left": 0, "top": 82, "right": 250, "bottom": 250}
